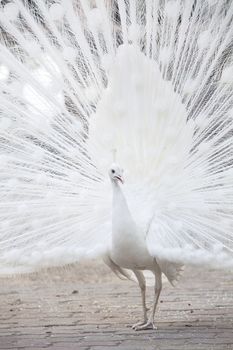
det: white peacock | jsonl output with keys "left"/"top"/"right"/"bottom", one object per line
{"left": 0, "top": 0, "right": 233, "bottom": 330}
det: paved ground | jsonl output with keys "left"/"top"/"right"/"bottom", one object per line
{"left": 0, "top": 260, "right": 233, "bottom": 350}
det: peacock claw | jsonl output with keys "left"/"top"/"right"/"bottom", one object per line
{"left": 133, "top": 321, "right": 157, "bottom": 331}
{"left": 132, "top": 321, "right": 147, "bottom": 329}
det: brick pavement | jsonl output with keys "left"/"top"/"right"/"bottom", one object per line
{"left": 0, "top": 261, "right": 233, "bottom": 350}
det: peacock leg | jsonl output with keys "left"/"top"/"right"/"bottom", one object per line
{"left": 134, "top": 266, "right": 162, "bottom": 331}
{"left": 131, "top": 269, "right": 148, "bottom": 329}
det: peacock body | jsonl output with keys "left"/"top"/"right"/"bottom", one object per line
{"left": 1, "top": 0, "right": 233, "bottom": 329}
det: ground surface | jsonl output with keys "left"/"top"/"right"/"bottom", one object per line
{"left": 0, "top": 261, "right": 233, "bottom": 350}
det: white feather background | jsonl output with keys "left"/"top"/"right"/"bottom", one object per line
{"left": 0, "top": 0, "right": 233, "bottom": 274}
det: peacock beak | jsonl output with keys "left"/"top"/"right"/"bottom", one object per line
{"left": 115, "top": 175, "right": 124, "bottom": 184}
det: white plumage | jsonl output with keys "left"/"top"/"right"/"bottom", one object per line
{"left": 0, "top": 0, "right": 233, "bottom": 329}
{"left": 106, "top": 163, "right": 183, "bottom": 329}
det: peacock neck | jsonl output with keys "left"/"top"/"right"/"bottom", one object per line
{"left": 111, "top": 181, "right": 126, "bottom": 207}
{"left": 111, "top": 179, "right": 141, "bottom": 264}
{"left": 111, "top": 180, "right": 132, "bottom": 225}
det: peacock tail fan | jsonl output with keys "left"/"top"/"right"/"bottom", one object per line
{"left": 0, "top": 0, "right": 233, "bottom": 274}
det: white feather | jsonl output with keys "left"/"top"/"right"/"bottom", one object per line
{"left": 0, "top": 0, "right": 233, "bottom": 275}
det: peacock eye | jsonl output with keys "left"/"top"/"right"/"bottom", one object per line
{"left": 111, "top": 169, "right": 115, "bottom": 174}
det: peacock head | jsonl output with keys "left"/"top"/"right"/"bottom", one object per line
{"left": 109, "top": 163, "right": 124, "bottom": 184}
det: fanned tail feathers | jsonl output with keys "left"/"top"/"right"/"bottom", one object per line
{"left": 1, "top": 1, "right": 233, "bottom": 273}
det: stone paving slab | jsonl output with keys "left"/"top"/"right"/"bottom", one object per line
{"left": 0, "top": 261, "right": 233, "bottom": 349}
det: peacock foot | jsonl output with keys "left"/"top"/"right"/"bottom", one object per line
{"left": 132, "top": 321, "right": 157, "bottom": 331}
{"left": 132, "top": 320, "right": 148, "bottom": 330}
